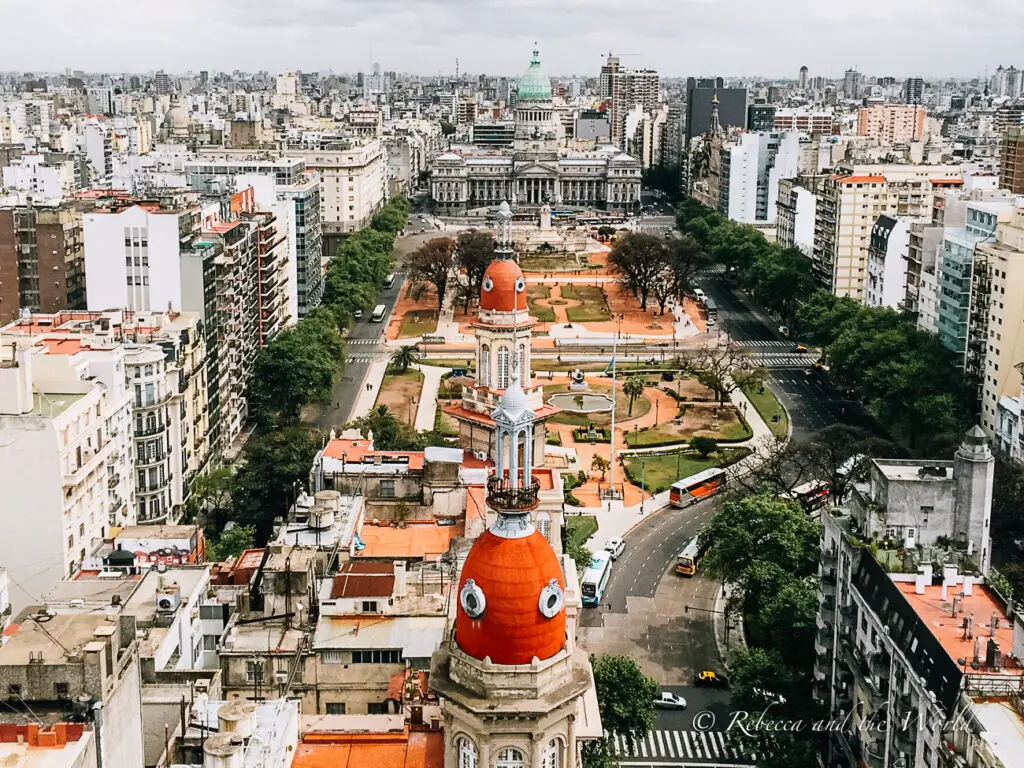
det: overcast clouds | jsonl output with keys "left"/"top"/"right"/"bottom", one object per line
{"left": 4, "top": 0, "right": 1022, "bottom": 78}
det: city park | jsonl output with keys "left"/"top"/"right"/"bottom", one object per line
{"left": 365, "top": 205, "right": 785, "bottom": 539}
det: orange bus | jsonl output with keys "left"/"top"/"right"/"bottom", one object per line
{"left": 669, "top": 468, "right": 727, "bottom": 507}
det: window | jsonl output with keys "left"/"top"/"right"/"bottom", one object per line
{"left": 203, "top": 635, "right": 219, "bottom": 651}
{"left": 367, "top": 702, "right": 388, "bottom": 714}
{"left": 496, "top": 748, "right": 525, "bottom": 768}
{"left": 351, "top": 649, "right": 401, "bottom": 664}
{"left": 362, "top": 601, "right": 379, "bottom": 613}
{"left": 7, "top": 684, "right": 21, "bottom": 698}
{"left": 379, "top": 479, "right": 395, "bottom": 498}
{"left": 479, "top": 344, "right": 490, "bottom": 386}
{"left": 457, "top": 738, "right": 478, "bottom": 768}
{"left": 497, "top": 346, "right": 510, "bottom": 389}
{"left": 543, "top": 740, "right": 563, "bottom": 768}
{"left": 53, "top": 682, "right": 69, "bottom": 699}
{"left": 325, "top": 702, "right": 347, "bottom": 715}
{"left": 245, "top": 660, "right": 265, "bottom": 683}
{"left": 536, "top": 512, "right": 551, "bottom": 541}
{"left": 321, "top": 649, "right": 344, "bottom": 664}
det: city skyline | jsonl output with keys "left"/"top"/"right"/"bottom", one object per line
{"left": 5, "top": 0, "right": 1024, "bottom": 79}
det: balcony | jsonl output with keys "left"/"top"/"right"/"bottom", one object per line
{"left": 107, "top": 473, "right": 120, "bottom": 489}
{"left": 134, "top": 423, "right": 167, "bottom": 438}
{"left": 136, "top": 452, "right": 167, "bottom": 469}
{"left": 486, "top": 476, "right": 540, "bottom": 511}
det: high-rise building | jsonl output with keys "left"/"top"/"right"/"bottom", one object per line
{"left": 773, "top": 108, "right": 838, "bottom": 135}
{"left": 0, "top": 339, "right": 133, "bottom": 612}
{"left": 811, "top": 165, "right": 962, "bottom": 300}
{"left": 684, "top": 77, "right": 746, "bottom": 146}
{"left": 153, "top": 70, "right": 172, "bottom": 96}
{"left": 716, "top": 131, "right": 801, "bottom": 225}
{"left": 0, "top": 203, "right": 85, "bottom": 325}
{"left": 599, "top": 53, "right": 620, "bottom": 100}
{"left": 746, "top": 104, "right": 776, "bottom": 132}
{"left": 611, "top": 68, "right": 659, "bottom": 149}
{"left": 904, "top": 76, "right": 924, "bottom": 105}
{"left": 842, "top": 68, "right": 862, "bottom": 99}
{"left": 856, "top": 104, "right": 926, "bottom": 143}
{"left": 798, "top": 66, "right": 809, "bottom": 90}
{"left": 999, "top": 126, "right": 1024, "bottom": 194}
{"left": 865, "top": 214, "right": 915, "bottom": 309}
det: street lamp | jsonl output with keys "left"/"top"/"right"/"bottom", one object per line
{"left": 617, "top": 313, "right": 624, "bottom": 339}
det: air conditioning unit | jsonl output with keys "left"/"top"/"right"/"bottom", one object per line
{"left": 156, "top": 586, "right": 181, "bottom": 613}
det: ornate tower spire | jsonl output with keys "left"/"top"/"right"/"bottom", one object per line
{"left": 487, "top": 368, "right": 539, "bottom": 537}
{"left": 710, "top": 92, "right": 722, "bottom": 135}
{"left": 495, "top": 200, "right": 514, "bottom": 259}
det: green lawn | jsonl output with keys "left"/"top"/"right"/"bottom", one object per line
{"left": 562, "top": 285, "right": 612, "bottom": 323}
{"left": 398, "top": 310, "right": 439, "bottom": 338}
{"left": 546, "top": 382, "right": 652, "bottom": 426}
{"left": 566, "top": 515, "right": 598, "bottom": 548}
{"left": 419, "top": 357, "right": 475, "bottom": 369}
{"left": 622, "top": 448, "right": 750, "bottom": 494}
{"left": 742, "top": 381, "right": 788, "bottom": 438}
{"left": 527, "top": 285, "right": 555, "bottom": 323}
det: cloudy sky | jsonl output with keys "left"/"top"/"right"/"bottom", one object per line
{"left": 5, "top": 0, "right": 1022, "bottom": 79}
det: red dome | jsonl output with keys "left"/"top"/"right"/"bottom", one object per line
{"left": 480, "top": 259, "right": 528, "bottom": 312}
{"left": 455, "top": 528, "right": 566, "bottom": 665}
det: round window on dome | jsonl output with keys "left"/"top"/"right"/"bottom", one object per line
{"left": 515, "top": 276, "right": 526, "bottom": 292}
{"left": 538, "top": 579, "right": 564, "bottom": 618}
{"left": 460, "top": 579, "right": 486, "bottom": 619}
{"left": 482, "top": 277, "right": 494, "bottom": 292}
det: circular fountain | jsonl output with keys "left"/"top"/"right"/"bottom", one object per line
{"left": 547, "top": 392, "right": 613, "bottom": 414}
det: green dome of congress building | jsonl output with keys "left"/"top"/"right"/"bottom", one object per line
{"left": 518, "top": 47, "right": 552, "bottom": 102}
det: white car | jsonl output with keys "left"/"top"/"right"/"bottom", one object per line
{"left": 655, "top": 692, "right": 687, "bottom": 710}
{"left": 778, "top": 325, "right": 790, "bottom": 337}
{"left": 706, "top": 317, "right": 716, "bottom": 326}
{"left": 602, "top": 537, "right": 625, "bottom": 560}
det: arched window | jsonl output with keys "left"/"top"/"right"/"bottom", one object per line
{"left": 543, "top": 739, "right": 563, "bottom": 768}
{"left": 495, "top": 748, "right": 525, "bottom": 768}
{"left": 497, "top": 346, "right": 510, "bottom": 390}
{"left": 536, "top": 512, "right": 551, "bottom": 542}
{"left": 457, "top": 738, "right": 478, "bottom": 768}
{"left": 479, "top": 344, "right": 490, "bottom": 388}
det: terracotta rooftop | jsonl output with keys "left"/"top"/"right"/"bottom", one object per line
{"left": 355, "top": 521, "right": 463, "bottom": 561}
{"left": 331, "top": 562, "right": 396, "bottom": 598}
{"left": 895, "top": 582, "right": 1019, "bottom": 673}
{"left": 292, "top": 729, "right": 444, "bottom": 768}
{"left": 836, "top": 175, "right": 887, "bottom": 184}
{"left": 38, "top": 338, "right": 83, "bottom": 355}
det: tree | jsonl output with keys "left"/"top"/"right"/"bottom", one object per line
{"left": 455, "top": 229, "right": 497, "bottom": 312}
{"left": 565, "top": 537, "right": 593, "bottom": 576}
{"left": 351, "top": 404, "right": 428, "bottom": 451}
{"left": 391, "top": 344, "right": 419, "bottom": 374}
{"left": 608, "top": 233, "right": 669, "bottom": 311}
{"left": 185, "top": 467, "right": 234, "bottom": 528}
{"left": 682, "top": 342, "right": 763, "bottom": 404}
{"left": 803, "top": 424, "right": 898, "bottom": 505}
{"left": 230, "top": 425, "right": 323, "bottom": 544}
{"left": 597, "top": 225, "right": 616, "bottom": 238}
{"left": 623, "top": 376, "right": 645, "bottom": 416}
{"left": 205, "top": 524, "right": 255, "bottom": 563}
{"left": 689, "top": 436, "right": 718, "bottom": 458}
{"left": 744, "top": 247, "right": 815, "bottom": 330}
{"left": 666, "top": 234, "right": 710, "bottom": 300}
{"left": 408, "top": 237, "right": 456, "bottom": 312}
{"left": 588, "top": 655, "right": 658, "bottom": 750}
{"left": 248, "top": 309, "right": 343, "bottom": 428}
{"left": 439, "top": 119, "right": 456, "bottom": 136}
{"left": 591, "top": 454, "right": 609, "bottom": 481}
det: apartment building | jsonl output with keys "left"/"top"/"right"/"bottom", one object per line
{"left": 776, "top": 175, "right": 823, "bottom": 256}
{"left": 975, "top": 209, "right": 1024, "bottom": 437}
{"left": 717, "top": 131, "right": 801, "bottom": 225}
{"left": 935, "top": 201, "right": 1015, "bottom": 409}
{"left": 0, "top": 202, "right": 85, "bottom": 325}
{"left": 773, "top": 108, "right": 838, "bottom": 135}
{"left": 811, "top": 164, "right": 962, "bottom": 300}
{"left": 866, "top": 214, "right": 922, "bottom": 309}
{"left": 291, "top": 141, "right": 387, "bottom": 257}
{"left": 0, "top": 340, "right": 134, "bottom": 612}
{"left": 856, "top": 104, "right": 927, "bottom": 144}
{"left": 814, "top": 429, "right": 999, "bottom": 768}
{"left": 610, "top": 69, "right": 660, "bottom": 149}
{"left": 186, "top": 154, "right": 324, "bottom": 318}
{"left": 0, "top": 609, "right": 145, "bottom": 768}
{"left": 999, "top": 126, "right": 1024, "bottom": 194}
{"left": 2, "top": 152, "right": 76, "bottom": 198}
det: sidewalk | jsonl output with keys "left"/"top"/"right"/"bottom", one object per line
{"left": 414, "top": 363, "right": 448, "bottom": 432}
{"left": 351, "top": 361, "right": 390, "bottom": 421}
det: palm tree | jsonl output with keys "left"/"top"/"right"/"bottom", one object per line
{"left": 391, "top": 345, "right": 419, "bottom": 374}
{"left": 623, "top": 376, "right": 645, "bottom": 417}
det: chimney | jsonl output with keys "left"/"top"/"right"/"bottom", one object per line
{"left": 393, "top": 561, "right": 407, "bottom": 599}
{"left": 963, "top": 576, "right": 974, "bottom": 596}
{"left": 915, "top": 570, "right": 928, "bottom": 595}
{"left": 991, "top": 613, "right": 1000, "bottom": 636}
{"left": 941, "top": 582, "right": 948, "bottom": 601}
{"left": 974, "top": 635, "right": 985, "bottom": 664}
{"left": 952, "top": 596, "right": 961, "bottom": 618}
{"left": 967, "top": 613, "right": 975, "bottom": 639}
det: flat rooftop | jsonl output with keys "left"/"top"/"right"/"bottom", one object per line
{"left": 873, "top": 459, "right": 953, "bottom": 482}
{"left": 355, "top": 521, "right": 462, "bottom": 561}
{"left": 121, "top": 566, "right": 209, "bottom": 624}
{"left": 30, "top": 392, "right": 84, "bottom": 418}
{"left": 292, "top": 727, "right": 444, "bottom": 768}
{"left": 894, "top": 582, "right": 1018, "bottom": 674}
{"left": 313, "top": 616, "right": 447, "bottom": 658}
{"left": 973, "top": 700, "right": 1024, "bottom": 766}
{"left": 0, "top": 613, "right": 118, "bottom": 666}
{"left": 221, "top": 622, "right": 305, "bottom": 655}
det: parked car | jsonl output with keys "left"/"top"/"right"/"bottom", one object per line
{"left": 706, "top": 317, "right": 716, "bottom": 326}
{"left": 778, "top": 325, "right": 790, "bottom": 337}
{"left": 792, "top": 344, "right": 807, "bottom": 353}
{"left": 694, "top": 671, "right": 729, "bottom": 688}
{"left": 655, "top": 691, "right": 687, "bottom": 710}
{"left": 603, "top": 537, "right": 625, "bottom": 560}
{"left": 436, "top": 518, "right": 457, "bottom": 527}
{"left": 353, "top": 310, "right": 363, "bottom": 320}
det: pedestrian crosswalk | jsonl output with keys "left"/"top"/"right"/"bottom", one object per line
{"left": 737, "top": 339, "right": 793, "bottom": 349}
{"left": 751, "top": 352, "right": 820, "bottom": 368}
{"left": 348, "top": 338, "right": 380, "bottom": 346}
{"left": 609, "top": 729, "right": 754, "bottom": 765}
{"left": 346, "top": 354, "right": 377, "bottom": 364}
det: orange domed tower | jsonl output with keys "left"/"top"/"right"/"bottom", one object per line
{"left": 443, "top": 201, "right": 560, "bottom": 534}
{"left": 430, "top": 376, "right": 604, "bottom": 767}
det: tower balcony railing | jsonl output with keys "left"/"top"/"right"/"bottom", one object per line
{"left": 486, "top": 475, "right": 540, "bottom": 511}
